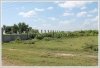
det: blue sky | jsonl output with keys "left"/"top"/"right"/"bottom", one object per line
{"left": 2, "top": 1, "right": 98, "bottom": 31}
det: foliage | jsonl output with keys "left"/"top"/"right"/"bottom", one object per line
{"left": 4, "top": 26, "right": 12, "bottom": 34}
{"left": 3, "top": 36, "right": 98, "bottom": 66}
{"left": 13, "top": 24, "right": 19, "bottom": 33}
{"left": 18, "top": 22, "right": 29, "bottom": 34}
{"left": 83, "top": 43, "right": 98, "bottom": 51}
{"left": 35, "top": 30, "right": 98, "bottom": 39}
{"left": 2, "top": 22, "right": 32, "bottom": 34}
{"left": 36, "top": 34, "right": 44, "bottom": 40}
{"left": 28, "top": 29, "right": 39, "bottom": 39}
{"left": 23, "top": 40, "right": 35, "bottom": 44}
{"left": 2, "top": 23, "right": 98, "bottom": 41}
{"left": 15, "top": 37, "right": 22, "bottom": 43}
{"left": 43, "top": 37, "right": 53, "bottom": 41}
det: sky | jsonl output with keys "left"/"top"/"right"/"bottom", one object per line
{"left": 2, "top": 1, "right": 98, "bottom": 31}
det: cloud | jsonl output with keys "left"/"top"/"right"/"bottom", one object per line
{"left": 87, "top": 14, "right": 93, "bottom": 17}
{"left": 16, "top": 6, "right": 25, "bottom": 10}
{"left": 47, "top": 7, "right": 53, "bottom": 10}
{"left": 31, "top": 16, "right": 98, "bottom": 31}
{"left": 36, "top": 24, "right": 53, "bottom": 30}
{"left": 77, "top": 11, "right": 87, "bottom": 17}
{"left": 81, "top": 6, "right": 87, "bottom": 10}
{"left": 63, "top": 12, "right": 74, "bottom": 16}
{"left": 54, "top": 1, "right": 60, "bottom": 4}
{"left": 32, "top": 18, "right": 74, "bottom": 31}
{"left": 59, "top": 20, "right": 71, "bottom": 25}
{"left": 83, "top": 16, "right": 98, "bottom": 25}
{"left": 89, "top": 8, "right": 98, "bottom": 13}
{"left": 34, "top": 8, "right": 44, "bottom": 11}
{"left": 48, "top": 17, "right": 56, "bottom": 20}
{"left": 82, "top": 15, "right": 98, "bottom": 30}
{"left": 92, "top": 16, "right": 98, "bottom": 21}
{"left": 57, "top": 1, "right": 93, "bottom": 9}
{"left": 19, "top": 10, "right": 37, "bottom": 18}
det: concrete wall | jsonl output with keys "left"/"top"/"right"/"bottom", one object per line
{"left": 2, "top": 34, "right": 28, "bottom": 42}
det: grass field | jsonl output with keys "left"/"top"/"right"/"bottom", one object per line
{"left": 2, "top": 36, "right": 98, "bottom": 66}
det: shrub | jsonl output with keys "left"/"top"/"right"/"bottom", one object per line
{"left": 15, "top": 37, "right": 22, "bottom": 43}
{"left": 35, "top": 34, "right": 44, "bottom": 40}
{"left": 28, "top": 29, "right": 39, "bottom": 39}
{"left": 29, "top": 33, "right": 37, "bottom": 39}
{"left": 55, "top": 34, "right": 61, "bottom": 38}
{"left": 43, "top": 37, "right": 52, "bottom": 41}
{"left": 93, "top": 45, "right": 98, "bottom": 51}
{"left": 55, "top": 39, "right": 62, "bottom": 42}
{"left": 23, "top": 40, "right": 35, "bottom": 44}
{"left": 83, "top": 43, "right": 98, "bottom": 51}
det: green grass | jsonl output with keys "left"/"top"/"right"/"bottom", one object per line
{"left": 2, "top": 36, "right": 98, "bottom": 66}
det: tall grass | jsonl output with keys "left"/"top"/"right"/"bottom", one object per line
{"left": 2, "top": 36, "right": 98, "bottom": 66}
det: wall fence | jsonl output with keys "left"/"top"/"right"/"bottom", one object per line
{"left": 2, "top": 34, "right": 28, "bottom": 42}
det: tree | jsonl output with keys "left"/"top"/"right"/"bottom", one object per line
{"left": 18, "top": 22, "right": 29, "bottom": 34}
{"left": 28, "top": 27, "right": 32, "bottom": 31}
{"left": 3, "top": 25, "right": 6, "bottom": 30}
{"left": 2, "top": 22, "right": 34, "bottom": 34}
{"left": 29, "top": 29, "right": 39, "bottom": 38}
{"left": 5, "top": 26, "right": 12, "bottom": 34}
{"left": 13, "top": 24, "right": 18, "bottom": 33}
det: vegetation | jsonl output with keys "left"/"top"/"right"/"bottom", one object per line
{"left": 2, "top": 23, "right": 98, "bottom": 39}
{"left": 34, "top": 30, "right": 98, "bottom": 40}
{"left": 2, "top": 23, "right": 98, "bottom": 66}
{"left": 15, "top": 37, "right": 22, "bottom": 43}
{"left": 2, "top": 36, "right": 98, "bottom": 66}
{"left": 83, "top": 43, "right": 98, "bottom": 51}
{"left": 43, "top": 37, "right": 53, "bottom": 41}
{"left": 3, "top": 22, "right": 32, "bottom": 34}
{"left": 28, "top": 29, "right": 39, "bottom": 39}
{"left": 23, "top": 39, "right": 35, "bottom": 44}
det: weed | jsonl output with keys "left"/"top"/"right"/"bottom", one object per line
{"left": 15, "top": 37, "right": 22, "bottom": 43}
{"left": 23, "top": 40, "right": 35, "bottom": 44}
{"left": 83, "top": 43, "right": 98, "bottom": 51}
{"left": 43, "top": 37, "right": 53, "bottom": 41}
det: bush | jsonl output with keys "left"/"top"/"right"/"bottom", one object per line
{"left": 15, "top": 37, "right": 22, "bottom": 43}
{"left": 83, "top": 43, "right": 98, "bottom": 51}
{"left": 28, "top": 29, "right": 39, "bottom": 39}
{"left": 55, "top": 39, "right": 62, "bottom": 42}
{"left": 54, "top": 34, "right": 61, "bottom": 38}
{"left": 29, "top": 33, "right": 37, "bottom": 39}
{"left": 23, "top": 40, "right": 35, "bottom": 44}
{"left": 92, "top": 45, "right": 98, "bottom": 51}
{"left": 43, "top": 37, "right": 52, "bottom": 41}
{"left": 36, "top": 34, "right": 44, "bottom": 40}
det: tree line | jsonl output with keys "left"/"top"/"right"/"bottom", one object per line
{"left": 2, "top": 22, "right": 98, "bottom": 40}
{"left": 2, "top": 22, "right": 33, "bottom": 34}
